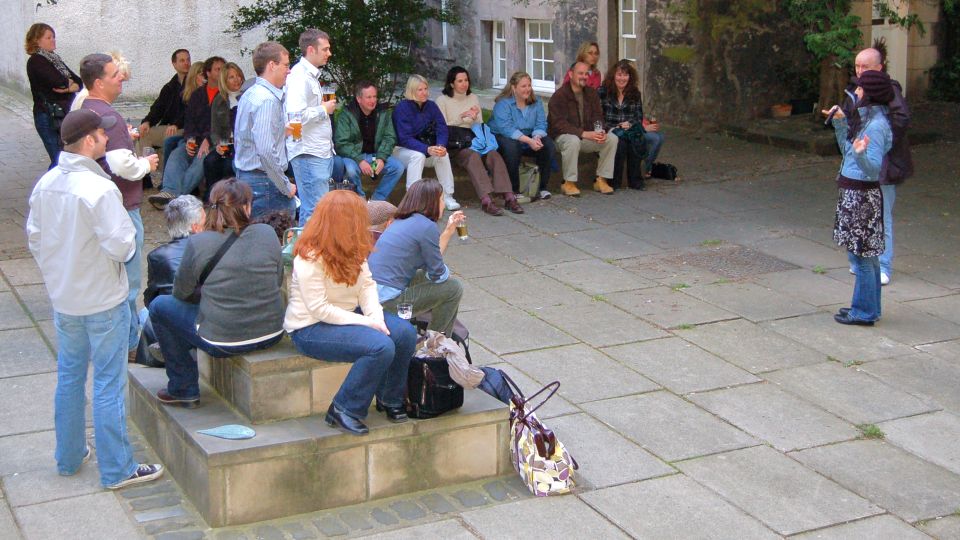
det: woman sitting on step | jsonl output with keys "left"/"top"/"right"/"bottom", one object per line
{"left": 151, "top": 178, "right": 285, "bottom": 408}
{"left": 284, "top": 190, "right": 417, "bottom": 435}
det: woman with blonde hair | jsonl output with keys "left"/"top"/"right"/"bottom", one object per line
{"left": 285, "top": 190, "right": 416, "bottom": 435}
{"left": 25, "top": 22, "right": 83, "bottom": 168}
{"left": 203, "top": 62, "right": 245, "bottom": 197}
{"left": 562, "top": 41, "right": 601, "bottom": 89}
{"left": 488, "top": 71, "right": 555, "bottom": 200}
{"left": 391, "top": 75, "right": 460, "bottom": 210}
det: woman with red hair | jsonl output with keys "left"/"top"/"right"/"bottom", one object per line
{"left": 284, "top": 190, "right": 417, "bottom": 435}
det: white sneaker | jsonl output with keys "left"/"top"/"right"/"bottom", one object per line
{"left": 444, "top": 196, "right": 461, "bottom": 211}
{"left": 515, "top": 193, "right": 532, "bottom": 204}
{"left": 849, "top": 267, "right": 855, "bottom": 275}
{"left": 538, "top": 190, "right": 552, "bottom": 200}
{"left": 880, "top": 273, "right": 890, "bottom": 286}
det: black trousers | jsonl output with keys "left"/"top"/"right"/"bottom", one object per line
{"left": 495, "top": 135, "right": 556, "bottom": 192}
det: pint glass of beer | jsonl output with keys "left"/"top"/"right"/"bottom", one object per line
{"left": 288, "top": 112, "right": 303, "bottom": 141}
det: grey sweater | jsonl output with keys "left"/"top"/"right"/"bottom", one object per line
{"left": 173, "top": 224, "right": 284, "bottom": 342}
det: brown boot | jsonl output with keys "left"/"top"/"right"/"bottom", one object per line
{"left": 593, "top": 177, "right": 614, "bottom": 194}
{"left": 561, "top": 181, "right": 581, "bottom": 197}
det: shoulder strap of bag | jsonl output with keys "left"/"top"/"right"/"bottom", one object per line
{"left": 501, "top": 373, "right": 560, "bottom": 417}
{"left": 197, "top": 232, "right": 238, "bottom": 288}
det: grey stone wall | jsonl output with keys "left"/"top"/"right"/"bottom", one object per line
{"left": 1, "top": 1, "right": 37, "bottom": 93}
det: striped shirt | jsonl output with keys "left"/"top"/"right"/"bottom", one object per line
{"left": 235, "top": 78, "right": 292, "bottom": 195}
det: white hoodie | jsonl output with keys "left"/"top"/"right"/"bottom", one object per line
{"left": 26, "top": 151, "right": 136, "bottom": 316}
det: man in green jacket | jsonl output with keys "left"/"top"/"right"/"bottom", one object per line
{"left": 334, "top": 81, "right": 404, "bottom": 200}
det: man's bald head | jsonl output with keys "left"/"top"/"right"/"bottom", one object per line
{"left": 855, "top": 48, "right": 884, "bottom": 77}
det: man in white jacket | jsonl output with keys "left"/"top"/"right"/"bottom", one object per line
{"left": 27, "top": 109, "right": 164, "bottom": 490}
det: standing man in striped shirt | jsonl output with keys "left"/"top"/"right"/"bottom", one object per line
{"left": 286, "top": 28, "right": 337, "bottom": 226}
{"left": 234, "top": 41, "right": 297, "bottom": 220}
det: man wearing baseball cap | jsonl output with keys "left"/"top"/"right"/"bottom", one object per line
{"left": 26, "top": 109, "right": 165, "bottom": 490}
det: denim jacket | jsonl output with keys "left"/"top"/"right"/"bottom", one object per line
{"left": 488, "top": 96, "right": 548, "bottom": 140}
{"left": 833, "top": 105, "right": 892, "bottom": 182}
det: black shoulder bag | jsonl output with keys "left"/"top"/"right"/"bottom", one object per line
{"left": 184, "top": 232, "right": 238, "bottom": 304}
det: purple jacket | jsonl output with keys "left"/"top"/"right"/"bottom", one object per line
{"left": 392, "top": 99, "right": 448, "bottom": 155}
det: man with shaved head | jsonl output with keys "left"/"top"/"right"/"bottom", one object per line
{"left": 840, "top": 45, "right": 912, "bottom": 286}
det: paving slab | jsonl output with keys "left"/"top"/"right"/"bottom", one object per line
{"left": 534, "top": 301, "right": 668, "bottom": 348}
{"left": 880, "top": 412, "right": 960, "bottom": 476}
{"left": 618, "top": 252, "right": 730, "bottom": 288}
{"left": 488, "top": 363, "right": 579, "bottom": 419}
{"left": 679, "top": 318, "right": 825, "bottom": 373}
{"left": 442, "top": 243, "right": 526, "bottom": 279}
{"left": 918, "top": 339, "right": 960, "bottom": 362}
{"left": 0, "top": 372, "right": 57, "bottom": 436}
{"left": 457, "top": 306, "right": 577, "bottom": 355}
{"left": 503, "top": 344, "right": 659, "bottom": 403}
{"left": 0, "top": 258, "right": 45, "bottom": 286}
{"left": 895, "top": 253, "right": 960, "bottom": 291}
{"left": 765, "top": 362, "right": 936, "bottom": 424}
{"left": 613, "top": 219, "right": 724, "bottom": 249}
{"left": 457, "top": 280, "right": 509, "bottom": 313}
{"left": 764, "top": 313, "right": 915, "bottom": 362}
{"left": 677, "top": 445, "right": 882, "bottom": 536}
{"left": 486, "top": 233, "right": 590, "bottom": 267}
{"left": 507, "top": 204, "right": 601, "bottom": 234}
{"left": 682, "top": 281, "right": 820, "bottom": 322}
{"left": 605, "top": 286, "right": 738, "bottom": 329}
{"left": 0, "top": 327, "right": 55, "bottom": 378}
{"left": 12, "top": 284, "right": 52, "bottom": 322}
{"left": 907, "top": 294, "right": 960, "bottom": 325}
{"left": 750, "top": 267, "right": 855, "bottom": 307}
{"left": 547, "top": 413, "right": 674, "bottom": 489}
{"left": 558, "top": 228, "right": 663, "bottom": 260}
{"left": 0, "top": 499, "right": 20, "bottom": 540}
{"left": 461, "top": 210, "right": 532, "bottom": 239}
{"left": 881, "top": 274, "right": 956, "bottom": 304}
{"left": 472, "top": 271, "right": 592, "bottom": 310}
{"left": 790, "top": 514, "right": 931, "bottom": 540}
{"left": 633, "top": 194, "right": 724, "bottom": 223}
{"left": 690, "top": 382, "right": 858, "bottom": 451}
{"left": 359, "top": 519, "right": 477, "bottom": 539}
{"left": 0, "top": 292, "right": 33, "bottom": 331}
{"left": 869, "top": 301, "right": 960, "bottom": 346}
{"left": 792, "top": 440, "right": 960, "bottom": 522}
{"left": 753, "top": 235, "right": 849, "bottom": 269}
{"left": 861, "top": 354, "right": 960, "bottom": 414}
{"left": 602, "top": 337, "right": 758, "bottom": 394}
{"left": 460, "top": 494, "right": 629, "bottom": 539}
{"left": 538, "top": 258, "right": 657, "bottom": 295}
{"left": 918, "top": 515, "right": 960, "bottom": 539}
{"left": 581, "top": 474, "right": 779, "bottom": 539}
{"left": 15, "top": 491, "right": 143, "bottom": 540}
{"left": 3, "top": 459, "right": 105, "bottom": 507}
{"left": 582, "top": 391, "right": 757, "bottom": 461}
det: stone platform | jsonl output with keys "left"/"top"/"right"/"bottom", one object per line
{"left": 128, "top": 365, "right": 511, "bottom": 527}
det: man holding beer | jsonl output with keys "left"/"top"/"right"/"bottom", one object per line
{"left": 285, "top": 28, "right": 337, "bottom": 226}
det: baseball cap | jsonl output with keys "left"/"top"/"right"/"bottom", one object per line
{"left": 60, "top": 109, "right": 117, "bottom": 145}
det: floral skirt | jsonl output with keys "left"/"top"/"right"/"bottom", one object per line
{"left": 833, "top": 187, "right": 884, "bottom": 257}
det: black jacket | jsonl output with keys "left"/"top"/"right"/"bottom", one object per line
{"left": 141, "top": 74, "right": 186, "bottom": 128}
{"left": 26, "top": 53, "right": 82, "bottom": 116}
{"left": 144, "top": 236, "right": 188, "bottom": 308}
{"left": 841, "top": 79, "right": 912, "bottom": 184}
{"left": 183, "top": 84, "right": 215, "bottom": 142}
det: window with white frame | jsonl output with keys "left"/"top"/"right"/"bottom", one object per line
{"left": 493, "top": 21, "right": 507, "bottom": 88}
{"left": 619, "top": 0, "right": 638, "bottom": 62}
{"left": 525, "top": 20, "right": 554, "bottom": 91}
{"left": 441, "top": 0, "right": 448, "bottom": 46}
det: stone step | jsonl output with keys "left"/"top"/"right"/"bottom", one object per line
{"left": 197, "top": 336, "right": 350, "bottom": 424}
{"left": 128, "top": 365, "right": 511, "bottom": 527}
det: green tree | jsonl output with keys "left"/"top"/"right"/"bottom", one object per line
{"left": 229, "top": 0, "right": 458, "bottom": 102}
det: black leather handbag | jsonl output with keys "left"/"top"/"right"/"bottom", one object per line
{"left": 446, "top": 126, "right": 475, "bottom": 150}
{"left": 405, "top": 356, "right": 464, "bottom": 419}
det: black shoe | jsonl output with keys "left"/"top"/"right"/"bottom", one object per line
{"left": 156, "top": 389, "right": 199, "bottom": 408}
{"left": 375, "top": 399, "right": 409, "bottom": 423}
{"left": 628, "top": 179, "right": 646, "bottom": 190}
{"left": 325, "top": 404, "right": 369, "bottom": 435}
{"left": 837, "top": 307, "right": 851, "bottom": 317}
{"left": 833, "top": 312, "right": 875, "bottom": 326}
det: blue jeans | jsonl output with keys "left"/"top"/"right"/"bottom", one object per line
{"left": 642, "top": 131, "right": 665, "bottom": 174}
{"left": 290, "top": 154, "right": 333, "bottom": 226}
{"left": 161, "top": 135, "right": 183, "bottom": 175}
{"left": 161, "top": 141, "right": 205, "bottom": 195}
{"left": 342, "top": 154, "right": 405, "bottom": 201}
{"left": 150, "top": 295, "right": 283, "bottom": 400}
{"left": 880, "top": 184, "right": 895, "bottom": 276}
{"left": 290, "top": 312, "right": 416, "bottom": 420}
{"left": 125, "top": 209, "right": 144, "bottom": 350}
{"left": 34, "top": 110, "right": 62, "bottom": 169}
{"left": 237, "top": 170, "right": 296, "bottom": 221}
{"left": 847, "top": 251, "right": 882, "bottom": 322}
{"left": 54, "top": 301, "right": 138, "bottom": 487}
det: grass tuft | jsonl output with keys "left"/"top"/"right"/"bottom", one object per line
{"left": 856, "top": 424, "right": 885, "bottom": 439}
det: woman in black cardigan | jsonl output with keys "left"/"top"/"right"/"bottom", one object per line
{"left": 25, "top": 23, "right": 82, "bottom": 168}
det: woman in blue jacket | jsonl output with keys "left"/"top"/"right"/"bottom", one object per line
{"left": 488, "top": 72, "right": 555, "bottom": 200}
{"left": 824, "top": 69, "right": 894, "bottom": 326}
{"left": 392, "top": 75, "right": 460, "bottom": 211}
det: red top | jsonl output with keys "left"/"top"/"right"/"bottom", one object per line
{"left": 206, "top": 85, "right": 220, "bottom": 105}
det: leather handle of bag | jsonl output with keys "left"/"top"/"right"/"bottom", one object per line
{"left": 523, "top": 381, "right": 560, "bottom": 417}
